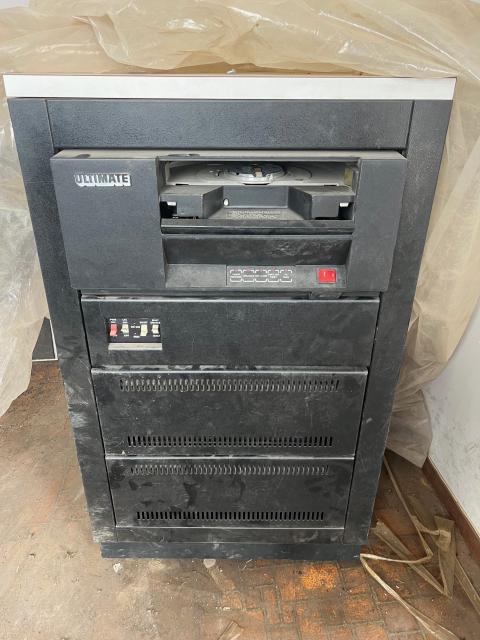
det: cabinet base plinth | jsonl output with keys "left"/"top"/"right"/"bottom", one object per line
{"left": 100, "top": 541, "right": 362, "bottom": 560}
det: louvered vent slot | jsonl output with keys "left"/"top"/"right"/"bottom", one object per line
{"left": 119, "top": 375, "right": 341, "bottom": 394}
{"left": 136, "top": 510, "right": 325, "bottom": 523}
{"left": 126, "top": 434, "right": 334, "bottom": 448}
{"left": 130, "top": 463, "right": 329, "bottom": 477}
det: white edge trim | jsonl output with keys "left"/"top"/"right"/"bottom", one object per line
{"left": 3, "top": 74, "right": 456, "bottom": 100}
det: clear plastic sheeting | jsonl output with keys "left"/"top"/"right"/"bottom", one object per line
{"left": 0, "top": 98, "right": 48, "bottom": 415}
{"left": 0, "top": 2, "right": 479, "bottom": 465}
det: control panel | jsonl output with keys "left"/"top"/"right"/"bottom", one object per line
{"left": 107, "top": 318, "right": 162, "bottom": 350}
{"left": 225, "top": 265, "right": 343, "bottom": 288}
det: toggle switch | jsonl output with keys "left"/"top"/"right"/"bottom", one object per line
{"left": 109, "top": 322, "right": 118, "bottom": 337}
{"left": 140, "top": 323, "right": 148, "bottom": 337}
{"left": 151, "top": 322, "right": 159, "bottom": 336}
{"left": 317, "top": 268, "right": 337, "bottom": 283}
{"left": 121, "top": 321, "right": 129, "bottom": 336}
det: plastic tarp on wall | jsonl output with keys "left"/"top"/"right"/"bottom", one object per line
{"left": 1, "top": 1, "right": 479, "bottom": 466}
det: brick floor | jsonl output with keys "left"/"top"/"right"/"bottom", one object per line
{"left": 0, "top": 363, "right": 479, "bottom": 640}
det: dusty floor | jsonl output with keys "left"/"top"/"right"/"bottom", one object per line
{"left": 0, "top": 362, "right": 479, "bottom": 640}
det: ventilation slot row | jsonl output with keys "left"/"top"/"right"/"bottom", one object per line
{"left": 119, "top": 376, "right": 341, "bottom": 394}
{"left": 136, "top": 510, "right": 325, "bottom": 523}
{"left": 130, "top": 463, "right": 329, "bottom": 477}
{"left": 126, "top": 434, "right": 334, "bottom": 449}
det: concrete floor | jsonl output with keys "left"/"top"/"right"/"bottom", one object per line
{"left": 0, "top": 362, "right": 479, "bottom": 640}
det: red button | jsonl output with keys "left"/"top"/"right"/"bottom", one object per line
{"left": 109, "top": 322, "right": 118, "bottom": 337}
{"left": 317, "top": 268, "right": 337, "bottom": 283}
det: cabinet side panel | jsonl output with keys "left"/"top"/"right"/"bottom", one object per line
{"left": 7, "top": 98, "right": 116, "bottom": 542}
{"left": 344, "top": 100, "right": 453, "bottom": 544}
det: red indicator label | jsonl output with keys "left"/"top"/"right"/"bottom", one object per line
{"left": 317, "top": 268, "right": 337, "bottom": 283}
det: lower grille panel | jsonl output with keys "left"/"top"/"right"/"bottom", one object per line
{"left": 107, "top": 457, "right": 353, "bottom": 530}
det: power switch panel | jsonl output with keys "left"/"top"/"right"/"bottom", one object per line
{"left": 107, "top": 318, "right": 162, "bottom": 350}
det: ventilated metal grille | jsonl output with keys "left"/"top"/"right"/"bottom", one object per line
{"left": 126, "top": 434, "right": 334, "bottom": 448}
{"left": 136, "top": 510, "right": 325, "bottom": 523}
{"left": 119, "top": 375, "right": 341, "bottom": 394}
{"left": 130, "top": 462, "right": 329, "bottom": 476}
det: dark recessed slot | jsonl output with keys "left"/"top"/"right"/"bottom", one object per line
{"left": 164, "top": 235, "right": 350, "bottom": 266}
{"left": 313, "top": 202, "right": 353, "bottom": 221}
{"left": 161, "top": 200, "right": 201, "bottom": 220}
{"left": 161, "top": 202, "right": 178, "bottom": 219}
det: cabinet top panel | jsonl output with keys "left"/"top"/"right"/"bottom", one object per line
{"left": 4, "top": 74, "right": 455, "bottom": 101}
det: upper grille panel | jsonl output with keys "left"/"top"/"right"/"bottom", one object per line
{"left": 93, "top": 368, "right": 368, "bottom": 457}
